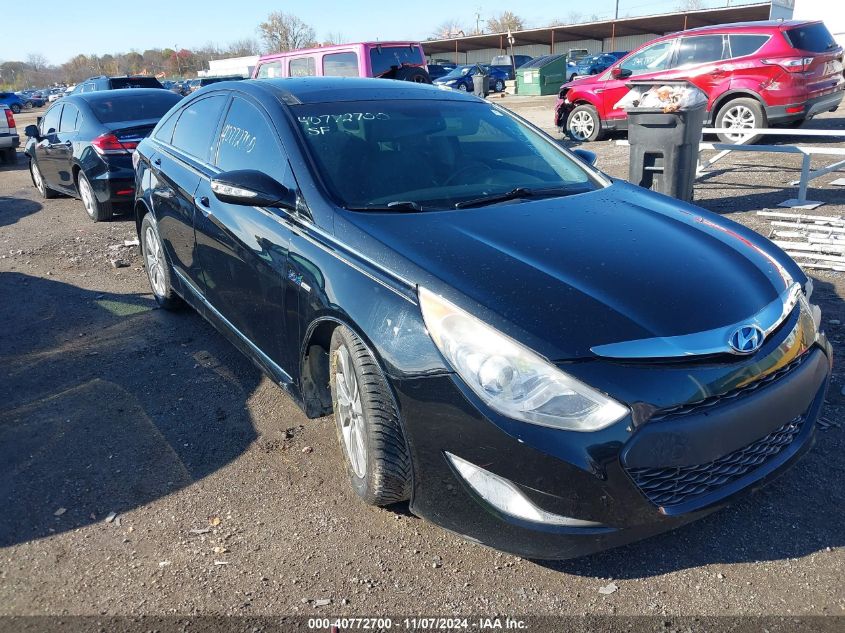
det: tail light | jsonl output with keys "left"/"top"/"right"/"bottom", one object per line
{"left": 91, "top": 133, "right": 139, "bottom": 156}
{"left": 762, "top": 57, "right": 814, "bottom": 73}
{"left": 4, "top": 108, "right": 15, "bottom": 132}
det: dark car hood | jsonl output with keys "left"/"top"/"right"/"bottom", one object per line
{"left": 342, "top": 181, "right": 802, "bottom": 361}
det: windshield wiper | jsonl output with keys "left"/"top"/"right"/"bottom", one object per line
{"left": 345, "top": 201, "right": 423, "bottom": 212}
{"left": 454, "top": 186, "right": 586, "bottom": 209}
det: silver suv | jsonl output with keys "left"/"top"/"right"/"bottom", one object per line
{"left": 0, "top": 104, "right": 20, "bottom": 164}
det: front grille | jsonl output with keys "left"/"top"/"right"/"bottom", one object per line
{"left": 627, "top": 416, "right": 804, "bottom": 508}
{"left": 651, "top": 352, "right": 808, "bottom": 421}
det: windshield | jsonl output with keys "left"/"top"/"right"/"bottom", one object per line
{"left": 293, "top": 99, "right": 601, "bottom": 211}
{"left": 579, "top": 56, "right": 600, "bottom": 66}
{"left": 441, "top": 66, "right": 473, "bottom": 80}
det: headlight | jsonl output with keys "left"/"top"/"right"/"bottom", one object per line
{"left": 418, "top": 287, "right": 628, "bottom": 431}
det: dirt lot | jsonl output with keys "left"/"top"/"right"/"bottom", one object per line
{"left": 1, "top": 102, "right": 844, "bottom": 624}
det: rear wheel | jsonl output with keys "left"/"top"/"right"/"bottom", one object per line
{"left": 394, "top": 66, "right": 431, "bottom": 84}
{"left": 715, "top": 98, "right": 766, "bottom": 144}
{"left": 456, "top": 83, "right": 468, "bottom": 92}
{"left": 566, "top": 104, "right": 603, "bottom": 142}
{"left": 9, "top": 103, "right": 21, "bottom": 114}
{"left": 493, "top": 79, "right": 505, "bottom": 92}
{"left": 77, "top": 171, "right": 112, "bottom": 222}
{"left": 330, "top": 326, "right": 412, "bottom": 506}
{"left": 30, "top": 160, "right": 57, "bottom": 198}
{"left": 141, "top": 213, "right": 183, "bottom": 310}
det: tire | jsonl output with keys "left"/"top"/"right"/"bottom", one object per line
{"left": 393, "top": 66, "right": 431, "bottom": 84}
{"left": 77, "top": 171, "right": 112, "bottom": 222}
{"left": 24, "top": 101, "right": 34, "bottom": 110}
{"left": 10, "top": 103, "right": 21, "bottom": 114}
{"left": 456, "top": 83, "right": 468, "bottom": 92}
{"left": 715, "top": 98, "right": 766, "bottom": 144}
{"left": 140, "top": 213, "right": 183, "bottom": 310}
{"left": 30, "top": 160, "right": 57, "bottom": 198}
{"left": 493, "top": 79, "right": 505, "bottom": 92}
{"left": 569, "top": 73, "right": 578, "bottom": 82}
{"left": 330, "top": 326, "right": 412, "bottom": 506}
{"left": 566, "top": 104, "right": 604, "bottom": 142}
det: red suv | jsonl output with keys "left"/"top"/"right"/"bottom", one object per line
{"left": 555, "top": 20, "right": 844, "bottom": 143}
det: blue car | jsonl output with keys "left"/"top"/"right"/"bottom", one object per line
{"left": 0, "top": 91, "right": 26, "bottom": 114}
{"left": 567, "top": 52, "right": 627, "bottom": 82}
{"left": 433, "top": 64, "right": 509, "bottom": 93}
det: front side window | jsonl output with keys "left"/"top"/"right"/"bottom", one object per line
{"left": 41, "top": 105, "right": 62, "bottom": 135}
{"left": 293, "top": 100, "right": 601, "bottom": 210}
{"left": 170, "top": 95, "right": 228, "bottom": 162}
{"left": 619, "top": 40, "right": 676, "bottom": 77}
{"left": 59, "top": 104, "right": 80, "bottom": 132}
{"left": 289, "top": 57, "right": 316, "bottom": 77}
{"left": 216, "top": 97, "right": 288, "bottom": 182}
{"left": 257, "top": 60, "right": 283, "bottom": 78}
{"left": 323, "top": 52, "right": 359, "bottom": 77}
{"left": 369, "top": 45, "right": 425, "bottom": 77}
{"left": 728, "top": 34, "right": 770, "bottom": 58}
{"left": 676, "top": 35, "right": 726, "bottom": 67}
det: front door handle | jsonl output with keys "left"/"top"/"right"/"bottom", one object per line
{"left": 153, "top": 157, "right": 161, "bottom": 166}
{"left": 195, "top": 196, "right": 212, "bottom": 217}
{"left": 198, "top": 196, "right": 209, "bottom": 207}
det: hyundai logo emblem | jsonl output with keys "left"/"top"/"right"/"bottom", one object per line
{"left": 728, "top": 324, "right": 765, "bottom": 354}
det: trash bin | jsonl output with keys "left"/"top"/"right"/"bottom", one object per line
{"left": 516, "top": 54, "right": 568, "bottom": 96}
{"left": 623, "top": 80, "right": 706, "bottom": 202}
{"left": 472, "top": 73, "right": 490, "bottom": 98}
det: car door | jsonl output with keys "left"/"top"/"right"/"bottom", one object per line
{"left": 659, "top": 34, "right": 729, "bottom": 109}
{"left": 50, "top": 102, "right": 81, "bottom": 192}
{"left": 193, "top": 95, "right": 295, "bottom": 374}
{"left": 33, "top": 104, "right": 64, "bottom": 188}
{"left": 151, "top": 94, "right": 228, "bottom": 292}
{"left": 601, "top": 38, "right": 679, "bottom": 122}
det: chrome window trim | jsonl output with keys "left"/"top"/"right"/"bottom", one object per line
{"left": 591, "top": 283, "right": 803, "bottom": 359}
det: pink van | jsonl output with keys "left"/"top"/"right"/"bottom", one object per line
{"left": 253, "top": 41, "right": 431, "bottom": 83}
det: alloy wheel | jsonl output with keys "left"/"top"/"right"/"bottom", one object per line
{"left": 144, "top": 225, "right": 167, "bottom": 298}
{"left": 31, "top": 162, "right": 45, "bottom": 195}
{"left": 78, "top": 176, "right": 96, "bottom": 218}
{"left": 334, "top": 344, "right": 368, "bottom": 479}
{"left": 569, "top": 110, "right": 595, "bottom": 141}
{"left": 720, "top": 104, "right": 756, "bottom": 142}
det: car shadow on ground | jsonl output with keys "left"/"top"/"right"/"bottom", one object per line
{"left": 695, "top": 184, "right": 845, "bottom": 215}
{"left": 0, "top": 272, "right": 263, "bottom": 547}
{"left": 0, "top": 195, "right": 42, "bottom": 227}
{"left": 0, "top": 154, "right": 29, "bottom": 173}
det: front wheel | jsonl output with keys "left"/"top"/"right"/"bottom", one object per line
{"left": 330, "top": 326, "right": 412, "bottom": 506}
{"left": 10, "top": 103, "right": 21, "bottom": 114}
{"left": 566, "top": 104, "right": 604, "bottom": 142}
{"left": 494, "top": 79, "right": 505, "bottom": 92}
{"left": 456, "top": 83, "right": 468, "bottom": 92}
{"left": 715, "top": 98, "right": 766, "bottom": 144}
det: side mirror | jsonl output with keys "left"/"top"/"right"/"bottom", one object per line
{"left": 573, "top": 148, "right": 597, "bottom": 166}
{"left": 611, "top": 67, "right": 632, "bottom": 80}
{"left": 210, "top": 169, "right": 295, "bottom": 209}
{"left": 24, "top": 124, "right": 40, "bottom": 139}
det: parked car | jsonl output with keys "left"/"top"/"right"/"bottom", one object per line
{"left": 253, "top": 41, "right": 431, "bottom": 83}
{"left": 70, "top": 76, "right": 165, "bottom": 95}
{"left": 15, "top": 91, "right": 46, "bottom": 108}
{"left": 24, "top": 89, "right": 182, "bottom": 221}
{"left": 433, "top": 64, "right": 509, "bottom": 92}
{"left": 47, "top": 88, "right": 67, "bottom": 102}
{"left": 491, "top": 54, "right": 533, "bottom": 68}
{"left": 0, "top": 104, "right": 20, "bottom": 163}
{"left": 0, "top": 92, "right": 26, "bottom": 114}
{"left": 186, "top": 76, "right": 244, "bottom": 93}
{"left": 133, "top": 77, "right": 829, "bottom": 560}
{"left": 566, "top": 52, "right": 627, "bottom": 81}
{"left": 556, "top": 20, "right": 844, "bottom": 143}
{"left": 427, "top": 63, "right": 457, "bottom": 81}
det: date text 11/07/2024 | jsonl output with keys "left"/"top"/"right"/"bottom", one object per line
{"left": 308, "top": 617, "right": 529, "bottom": 630}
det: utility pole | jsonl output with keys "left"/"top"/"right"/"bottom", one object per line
{"left": 475, "top": 8, "right": 482, "bottom": 34}
{"left": 615, "top": 0, "right": 620, "bottom": 19}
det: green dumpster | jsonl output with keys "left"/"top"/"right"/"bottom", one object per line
{"left": 516, "top": 54, "right": 568, "bottom": 96}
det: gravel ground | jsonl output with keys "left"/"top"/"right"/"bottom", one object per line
{"left": 1, "top": 102, "right": 844, "bottom": 623}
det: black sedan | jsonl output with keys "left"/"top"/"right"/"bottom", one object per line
{"left": 24, "top": 89, "right": 182, "bottom": 221}
{"left": 133, "top": 78, "right": 830, "bottom": 559}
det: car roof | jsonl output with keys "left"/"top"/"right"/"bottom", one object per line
{"left": 679, "top": 19, "right": 820, "bottom": 35}
{"left": 236, "top": 77, "right": 480, "bottom": 105}
{"left": 67, "top": 88, "right": 182, "bottom": 104}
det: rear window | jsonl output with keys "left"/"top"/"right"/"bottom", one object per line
{"left": 108, "top": 77, "right": 164, "bottom": 89}
{"left": 785, "top": 23, "right": 839, "bottom": 53}
{"left": 369, "top": 45, "right": 424, "bottom": 77}
{"left": 89, "top": 92, "right": 181, "bottom": 123}
{"left": 728, "top": 34, "right": 770, "bottom": 58}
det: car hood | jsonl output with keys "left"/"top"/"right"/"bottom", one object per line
{"left": 342, "top": 181, "right": 802, "bottom": 361}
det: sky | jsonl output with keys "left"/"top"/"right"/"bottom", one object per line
{"left": 1, "top": 0, "right": 757, "bottom": 65}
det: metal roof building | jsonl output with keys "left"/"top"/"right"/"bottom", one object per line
{"left": 422, "top": 2, "right": 775, "bottom": 64}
